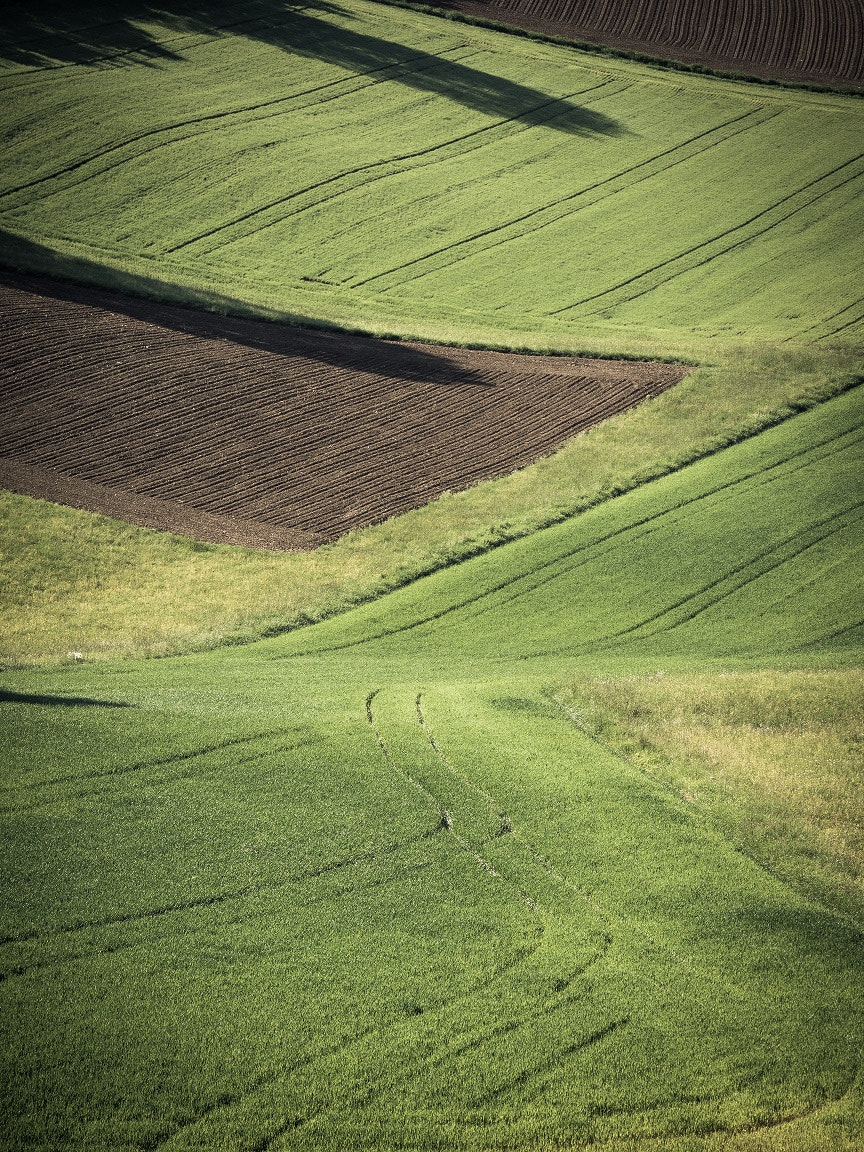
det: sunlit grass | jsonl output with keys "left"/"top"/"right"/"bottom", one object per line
{"left": 561, "top": 668, "right": 864, "bottom": 925}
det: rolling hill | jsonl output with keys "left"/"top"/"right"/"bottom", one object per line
{"left": 0, "top": 0, "right": 862, "bottom": 348}
{"left": 0, "top": 2, "right": 861, "bottom": 1148}
{"left": 1, "top": 386, "right": 862, "bottom": 1150}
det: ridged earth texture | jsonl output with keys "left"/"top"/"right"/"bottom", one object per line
{"left": 0, "top": 274, "right": 686, "bottom": 548}
{"left": 428, "top": 0, "right": 864, "bottom": 88}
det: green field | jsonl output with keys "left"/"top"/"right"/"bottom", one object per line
{"left": 1, "top": 1, "right": 863, "bottom": 1148}
{"left": 1, "top": 0, "right": 863, "bottom": 348}
{"left": 2, "top": 388, "right": 863, "bottom": 1150}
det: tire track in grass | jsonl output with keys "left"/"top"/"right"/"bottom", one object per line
{"left": 155, "top": 683, "right": 829, "bottom": 1148}
{"left": 155, "top": 924, "right": 550, "bottom": 1152}
{"left": 290, "top": 964, "right": 623, "bottom": 1139}
{"left": 613, "top": 501, "right": 864, "bottom": 644}
{"left": 8, "top": 738, "right": 322, "bottom": 816}
{"left": 794, "top": 294, "right": 864, "bottom": 341}
{"left": 795, "top": 615, "right": 864, "bottom": 649}
{"left": 150, "top": 691, "right": 551, "bottom": 1151}
{"left": 348, "top": 102, "right": 778, "bottom": 290}
{"left": 195, "top": 75, "right": 620, "bottom": 257}
{"left": 466, "top": 1016, "right": 628, "bottom": 1108}
{"left": 818, "top": 308, "right": 864, "bottom": 341}
{"left": 349, "top": 695, "right": 779, "bottom": 1136}
{"left": 0, "top": 729, "right": 302, "bottom": 815}
{"left": 455, "top": 428, "right": 864, "bottom": 630}
{"left": 0, "top": 824, "right": 444, "bottom": 958}
{"left": 281, "top": 411, "right": 864, "bottom": 657}
{"left": 368, "top": 689, "right": 543, "bottom": 902}
{"left": 0, "top": 854, "right": 436, "bottom": 985}
{"left": 0, "top": 43, "right": 479, "bottom": 207}
{"left": 551, "top": 152, "right": 864, "bottom": 317}
{"left": 535, "top": 499, "right": 864, "bottom": 659}
{"left": 173, "top": 76, "right": 618, "bottom": 256}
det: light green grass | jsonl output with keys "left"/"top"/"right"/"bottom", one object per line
{"left": 1, "top": 390, "right": 862, "bottom": 1150}
{"left": 1, "top": 0, "right": 862, "bottom": 348}
{"left": 560, "top": 668, "right": 864, "bottom": 927}
{"left": 0, "top": 6, "right": 862, "bottom": 1145}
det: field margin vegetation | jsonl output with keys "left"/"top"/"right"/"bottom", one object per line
{"left": 559, "top": 669, "right": 864, "bottom": 928}
{"left": 2, "top": 342, "right": 860, "bottom": 667}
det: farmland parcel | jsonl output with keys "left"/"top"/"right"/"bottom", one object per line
{"left": 0, "top": 2, "right": 862, "bottom": 1150}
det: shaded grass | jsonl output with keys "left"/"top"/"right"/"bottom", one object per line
{"left": 2, "top": 345, "right": 860, "bottom": 667}
{"left": 0, "top": 0, "right": 862, "bottom": 347}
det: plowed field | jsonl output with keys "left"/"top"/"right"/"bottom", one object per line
{"left": 0, "top": 274, "right": 684, "bottom": 548}
{"left": 429, "top": 0, "right": 864, "bottom": 88}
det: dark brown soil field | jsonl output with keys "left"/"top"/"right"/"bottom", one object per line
{"left": 0, "top": 273, "right": 685, "bottom": 550}
{"left": 429, "top": 0, "right": 864, "bottom": 89}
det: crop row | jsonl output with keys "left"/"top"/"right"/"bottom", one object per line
{"left": 0, "top": 276, "right": 684, "bottom": 542}
{"left": 433, "top": 0, "right": 864, "bottom": 87}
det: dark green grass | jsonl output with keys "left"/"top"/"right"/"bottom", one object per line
{"left": 2, "top": 390, "right": 862, "bottom": 1150}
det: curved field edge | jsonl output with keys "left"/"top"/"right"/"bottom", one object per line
{"left": 0, "top": 274, "right": 687, "bottom": 544}
{"left": 387, "top": 0, "right": 864, "bottom": 94}
{"left": 1, "top": 0, "right": 862, "bottom": 352}
{"left": 2, "top": 343, "right": 860, "bottom": 667}
{"left": 0, "top": 232, "right": 706, "bottom": 364}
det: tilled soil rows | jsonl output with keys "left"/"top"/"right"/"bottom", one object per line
{"left": 0, "top": 274, "right": 686, "bottom": 550}
{"left": 429, "top": 0, "right": 864, "bottom": 89}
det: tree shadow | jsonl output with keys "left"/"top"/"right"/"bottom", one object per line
{"left": 0, "top": 235, "right": 492, "bottom": 387}
{"left": 0, "top": 688, "right": 135, "bottom": 708}
{"left": 0, "top": 0, "right": 624, "bottom": 136}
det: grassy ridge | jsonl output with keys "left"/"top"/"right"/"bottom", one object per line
{"left": 0, "top": 0, "right": 862, "bottom": 348}
{"left": 1, "top": 391, "right": 862, "bottom": 1149}
{"left": 234, "top": 384, "right": 864, "bottom": 664}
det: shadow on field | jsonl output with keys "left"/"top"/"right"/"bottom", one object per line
{"left": 0, "top": 0, "right": 624, "bottom": 136}
{"left": 0, "top": 689, "right": 135, "bottom": 708}
{"left": 732, "top": 902, "right": 864, "bottom": 966}
{"left": 0, "top": 234, "right": 490, "bottom": 387}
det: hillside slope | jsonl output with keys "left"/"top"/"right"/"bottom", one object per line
{"left": 1, "top": 0, "right": 862, "bottom": 348}
{"left": 1, "top": 387, "right": 861, "bottom": 1151}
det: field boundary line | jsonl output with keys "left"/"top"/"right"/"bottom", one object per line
{"left": 283, "top": 404, "right": 864, "bottom": 657}
{"left": 0, "top": 457, "right": 327, "bottom": 551}
{"left": 455, "top": 423, "right": 864, "bottom": 626}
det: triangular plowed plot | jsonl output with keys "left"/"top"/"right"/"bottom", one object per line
{"left": 0, "top": 273, "right": 686, "bottom": 548}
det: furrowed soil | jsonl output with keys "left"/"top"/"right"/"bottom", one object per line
{"left": 427, "top": 0, "right": 864, "bottom": 89}
{"left": 0, "top": 273, "right": 685, "bottom": 548}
